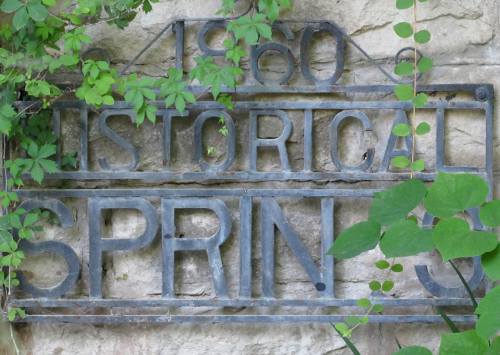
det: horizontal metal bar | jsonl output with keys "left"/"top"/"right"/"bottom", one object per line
{"left": 194, "top": 84, "right": 493, "bottom": 96}
{"left": 16, "top": 99, "right": 487, "bottom": 111}
{"left": 16, "top": 314, "right": 477, "bottom": 324}
{"left": 80, "top": 100, "right": 490, "bottom": 111}
{"left": 25, "top": 171, "right": 489, "bottom": 183}
{"left": 16, "top": 84, "right": 492, "bottom": 101}
{"left": 9, "top": 298, "right": 476, "bottom": 308}
{"left": 15, "top": 187, "right": 381, "bottom": 198}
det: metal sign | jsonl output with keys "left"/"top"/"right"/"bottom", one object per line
{"left": 10, "top": 18, "right": 494, "bottom": 324}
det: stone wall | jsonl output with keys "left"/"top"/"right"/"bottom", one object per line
{"left": 5, "top": 0, "right": 500, "bottom": 354}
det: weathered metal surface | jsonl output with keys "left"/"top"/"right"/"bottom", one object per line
{"left": 16, "top": 96, "right": 494, "bottom": 184}
{"left": 9, "top": 16, "right": 495, "bottom": 324}
{"left": 11, "top": 189, "right": 489, "bottom": 323}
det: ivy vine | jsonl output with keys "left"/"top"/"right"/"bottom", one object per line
{"left": 0, "top": 0, "right": 290, "bottom": 352}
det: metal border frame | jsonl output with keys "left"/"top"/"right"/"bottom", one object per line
{"left": 9, "top": 15, "right": 496, "bottom": 324}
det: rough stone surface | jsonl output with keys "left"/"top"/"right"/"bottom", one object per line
{"left": 3, "top": 0, "right": 500, "bottom": 354}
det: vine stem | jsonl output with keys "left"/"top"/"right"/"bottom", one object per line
{"left": 436, "top": 307, "right": 460, "bottom": 333}
{"left": 448, "top": 260, "right": 478, "bottom": 309}
{"left": 410, "top": 0, "right": 418, "bottom": 179}
{"left": 331, "top": 322, "right": 361, "bottom": 355}
{"left": 9, "top": 323, "right": 19, "bottom": 355}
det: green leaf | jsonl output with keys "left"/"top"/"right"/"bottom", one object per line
{"left": 225, "top": 42, "right": 247, "bottom": 65}
{"left": 0, "top": 0, "right": 23, "bottom": 13}
{"left": 27, "top": 0, "right": 48, "bottom": 22}
{"left": 31, "top": 162, "right": 44, "bottom": 184}
{"left": 417, "top": 57, "right": 433, "bottom": 73}
{"left": 372, "top": 304, "right": 384, "bottom": 313}
{"left": 9, "top": 214, "right": 22, "bottom": 229}
{"left": 16, "top": 308, "right": 25, "bottom": 319}
{"left": 145, "top": 105, "right": 158, "bottom": 123}
{"left": 334, "top": 323, "right": 351, "bottom": 337}
{"left": 414, "top": 30, "right": 431, "bottom": 44}
{"left": 392, "top": 346, "right": 432, "bottom": 355}
{"left": 424, "top": 173, "right": 489, "bottom": 218}
{"left": 175, "top": 95, "right": 186, "bottom": 113}
{"left": 433, "top": 218, "right": 497, "bottom": 261}
{"left": 382, "top": 280, "right": 394, "bottom": 292}
{"left": 217, "top": 94, "right": 234, "bottom": 110}
{"left": 37, "top": 144, "right": 56, "bottom": 159}
{"left": 395, "top": 84, "right": 414, "bottom": 101}
{"left": 0, "top": 104, "right": 15, "bottom": 135}
{"left": 356, "top": 298, "right": 371, "bottom": 308}
{"left": 369, "top": 281, "right": 381, "bottom": 291}
{"left": 380, "top": 220, "right": 434, "bottom": 257}
{"left": 439, "top": 330, "right": 489, "bottom": 355}
{"left": 396, "top": 0, "right": 414, "bottom": 10}
{"left": 227, "top": 14, "right": 271, "bottom": 45}
{"left": 392, "top": 123, "right": 411, "bottom": 137}
{"left": 102, "top": 95, "right": 114, "bottom": 105}
{"left": 182, "top": 91, "right": 195, "bottom": 104}
{"left": 370, "top": 179, "right": 427, "bottom": 225}
{"left": 481, "top": 244, "right": 500, "bottom": 281}
{"left": 41, "top": 0, "right": 55, "bottom": 6}
{"left": 391, "top": 264, "right": 403, "bottom": 272}
{"left": 12, "top": 6, "right": 29, "bottom": 30}
{"left": 395, "top": 62, "right": 414, "bottom": 76}
{"left": 375, "top": 260, "right": 390, "bottom": 269}
{"left": 413, "top": 93, "right": 428, "bottom": 108}
{"left": 23, "top": 212, "right": 38, "bottom": 227}
{"left": 38, "top": 159, "right": 58, "bottom": 173}
{"left": 416, "top": 122, "right": 431, "bottom": 135}
{"left": 0, "top": 117, "right": 12, "bottom": 136}
{"left": 394, "top": 22, "right": 413, "bottom": 38}
{"left": 475, "top": 286, "right": 500, "bottom": 340}
{"left": 345, "top": 315, "right": 367, "bottom": 327}
{"left": 217, "top": 0, "right": 236, "bottom": 15}
{"left": 391, "top": 156, "right": 410, "bottom": 169}
{"left": 479, "top": 200, "right": 500, "bottom": 227}
{"left": 256, "top": 22, "right": 272, "bottom": 40}
{"left": 7, "top": 308, "right": 17, "bottom": 321}
{"left": 411, "top": 160, "right": 425, "bottom": 172}
{"left": 328, "top": 221, "right": 381, "bottom": 259}
{"left": 258, "top": 0, "right": 292, "bottom": 22}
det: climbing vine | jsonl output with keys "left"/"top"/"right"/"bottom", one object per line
{"left": 0, "top": 0, "right": 291, "bottom": 352}
{"left": 329, "top": 1, "right": 500, "bottom": 354}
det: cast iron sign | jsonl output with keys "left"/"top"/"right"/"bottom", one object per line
{"left": 10, "top": 18, "right": 495, "bottom": 324}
